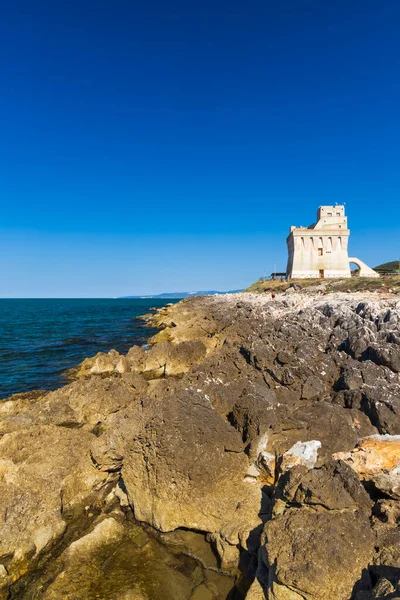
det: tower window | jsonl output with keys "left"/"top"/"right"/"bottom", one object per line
{"left": 318, "top": 248, "right": 323, "bottom": 256}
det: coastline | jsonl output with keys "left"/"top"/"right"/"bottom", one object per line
{"left": 0, "top": 288, "right": 399, "bottom": 599}
{"left": 0, "top": 297, "right": 176, "bottom": 400}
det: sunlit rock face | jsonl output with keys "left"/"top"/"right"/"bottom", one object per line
{"left": 334, "top": 435, "right": 400, "bottom": 499}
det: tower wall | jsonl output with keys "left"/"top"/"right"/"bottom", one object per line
{"left": 286, "top": 205, "right": 351, "bottom": 279}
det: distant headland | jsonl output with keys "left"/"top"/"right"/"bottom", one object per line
{"left": 119, "top": 289, "right": 243, "bottom": 299}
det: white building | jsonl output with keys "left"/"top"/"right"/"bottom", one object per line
{"left": 286, "top": 205, "right": 379, "bottom": 279}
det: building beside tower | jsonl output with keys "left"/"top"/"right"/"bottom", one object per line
{"left": 286, "top": 205, "right": 379, "bottom": 279}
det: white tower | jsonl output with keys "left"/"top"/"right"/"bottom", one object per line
{"left": 286, "top": 205, "right": 379, "bottom": 279}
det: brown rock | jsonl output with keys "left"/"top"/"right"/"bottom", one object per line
{"left": 96, "top": 389, "right": 262, "bottom": 568}
{"left": 264, "top": 509, "right": 373, "bottom": 600}
{"left": 0, "top": 425, "right": 115, "bottom": 595}
{"left": 262, "top": 461, "right": 374, "bottom": 600}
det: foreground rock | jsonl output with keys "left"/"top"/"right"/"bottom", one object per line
{"left": 261, "top": 461, "right": 374, "bottom": 599}
{"left": 91, "top": 389, "right": 262, "bottom": 569}
{"left": 334, "top": 435, "right": 400, "bottom": 500}
{"left": 21, "top": 515, "right": 233, "bottom": 600}
{"left": 0, "top": 290, "right": 399, "bottom": 598}
{"left": 0, "top": 425, "right": 116, "bottom": 597}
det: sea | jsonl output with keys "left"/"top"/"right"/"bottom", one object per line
{"left": 0, "top": 298, "right": 179, "bottom": 400}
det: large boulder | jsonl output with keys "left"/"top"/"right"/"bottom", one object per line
{"left": 91, "top": 389, "right": 262, "bottom": 568}
{"left": 260, "top": 461, "right": 374, "bottom": 600}
{"left": 0, "top": 425, "right": 116, "bottom": 597}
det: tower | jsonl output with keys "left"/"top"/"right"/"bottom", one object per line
{"left": 286, "top": 205, "right": 379, "bottom": 279}
{"left": 286, "top": 205, "right": 351, "bottom": 279}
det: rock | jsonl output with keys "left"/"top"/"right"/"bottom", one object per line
{"left": 361, "top": 385, "right": 400, "bottom": 435}
{"left": 301, "top": 375, "right": 325, "bottom": 399}
{"left": 334, "top": 435, "right": 400, "bottom": 499}
{"left": 71, "top": 340, "right": 207, "bottom": 381}
{"left": 355, "top": 577, "right": 400, "bottom": 599}
{"left": 266, "top": 401, "right": 376, "bottom": 460}
{"left": 279, "top": 440, "right": 321, "bottom": 472}
{"left": 336, "top": 364, "right": 364, "bottom": 390}
{"left": 141, "top": 340, "right": 207, "bottom": 377}
{"left": 277, "top": 460, "right": 373, "bottom": 512}
{"left": 32, "top": 515, "right": 234, "bottom": 600}
{"left": 2, "top": 290, "right": 400, "bottom": 597}
{"left": 368, "top": 344, "right": 400, "bottom": 373}
{"left": 262, "top": 461, "right": 374, "bottom": 600}
{"left": 0, "top": 374, "right": 143, "bottom": 436}
{"left": 75, "top": 348, "right": 123, "bottom": 377}
{"left": 372, "top": 499, "right": 400, "bottom": 581}
{"left": 43, "top": 375, "right": 140, "bottom": 429}
{"left": 245, "top": 578, "right": 265, "bottom": 599}
{"left": 264, "top": 510, "right": 373, "bottom": 599}
{"left": 95, "top": 389, "right": 262, "bottom": 569}
{"left": 373, "top": 499, "right": 400, "bottom": 527}
{"left": 0, "top": 425, "right": 116, "bottom": 595}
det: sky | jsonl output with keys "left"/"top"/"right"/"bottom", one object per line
{"left": 1, "top": 0, "right": 399, "bottom": 297}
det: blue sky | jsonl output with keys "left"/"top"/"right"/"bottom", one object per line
{"left": 1, "top": 0, "right": 399, "bottom": 297}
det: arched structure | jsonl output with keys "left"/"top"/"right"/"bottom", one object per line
{"left": 348, "top": 257, "right": 379, "bottom": 278}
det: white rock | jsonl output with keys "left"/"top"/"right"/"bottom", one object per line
{"left": 281, "top": 440, "right": 321, "bottom": 472}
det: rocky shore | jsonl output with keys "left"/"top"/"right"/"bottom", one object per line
{"left": 0, "top": 289, "right": 399, "bottom": 599}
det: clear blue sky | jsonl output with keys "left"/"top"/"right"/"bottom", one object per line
{"left": 1, "top": 0, "right": 399, "bottom": 297}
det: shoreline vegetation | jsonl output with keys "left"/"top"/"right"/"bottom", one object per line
{"left": 1, "top": 279, "right": 399, "bottom": 599}
{"left": 245, "top": 275, "right": 400, "bottom": 294}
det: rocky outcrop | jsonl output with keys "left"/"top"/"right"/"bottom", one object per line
{"left": 0, "top": 425, "right": 117, "bottom": 597}
{"left": 72, "top": 339, "right": 207, "bottom": 379}
{"left": 261, "top": 461, "right": 374, "bottom": 600}
{"left": 1, "top": 290, "right": 399, "bottom": 599}
{"left": 334, "top": 435, "right": 400, "bottom": 499}
{"left": 90, "top": 388, "right": 262, "bottom": 570}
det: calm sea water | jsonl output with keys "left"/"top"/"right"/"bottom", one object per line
{"left": 0, "top": 298, "right": 178, "bottom": 400}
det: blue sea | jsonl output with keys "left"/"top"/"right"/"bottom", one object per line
{"left": 0, "top": 298, "right": 178, "bottom": 400}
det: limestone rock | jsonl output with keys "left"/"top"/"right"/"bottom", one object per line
{"left": 33, "top": 515, "right": 234, "bottom": 600}
{"left": 245, "top": 578, "right": 265, "bottom": 600}
{"left": 372, "top": 500, "right": 400, "bottom": 583}
{"left": 368, "top": 343, "right": 400, "bottom": 373}
{"left": 101, "top": 389, "right": 262, "bottom": 567}
{"left": 2, "top": 290, "right": 400, "bottom": 597}
{"left": 75, "top": 348, "right": 123, "bottom": 377}
{"left": 279, "top": 440, "right": 321, "bottom": 472}
{"left": 264, "top": 510, "right": 373, "bottom": 599}
{"left": 262, "top": 461, "right": 374, "bottom": 600}
{"left": 0, "top": 425, "right": 115, "bottom": 595}
{"left": 334, "top": 435, "right": 400, "bottom": 499}
{"left": 266, "top": 401, "right": 375, "bottom": 460}
{"left": 141, "top": 340, "right": 207, "bottom": 377}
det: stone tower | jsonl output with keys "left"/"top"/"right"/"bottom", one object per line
{"left": 286, "top": 205, "right": 379, "bottom": 279}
